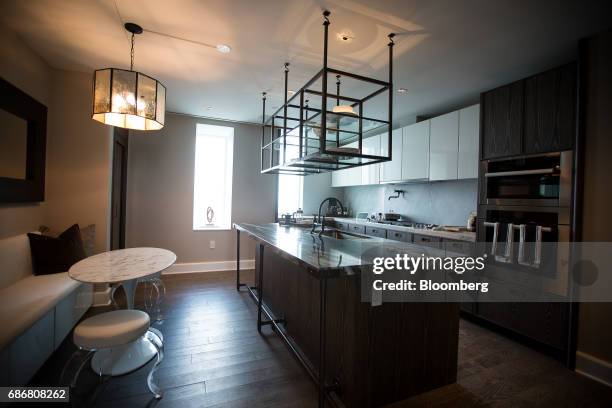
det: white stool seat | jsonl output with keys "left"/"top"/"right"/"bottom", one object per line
{"left": 74, "top": 310, "right": 150, "bottom": 350}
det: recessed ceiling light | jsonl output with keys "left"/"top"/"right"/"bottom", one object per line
{"left": 397, "top": 88, "right": 408, "bottom": 94}
{"left": 288, "top": 90, "right": 296, "bottom": 96}
{"left": 216, "top": 44, "right": 231, "bottom": 54}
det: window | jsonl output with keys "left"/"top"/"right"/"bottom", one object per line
{"left": 193, "top": 124, "right": 234, "bottom": 230}
{"left": 277, "top": 174, "right": 303, "bottom": 217}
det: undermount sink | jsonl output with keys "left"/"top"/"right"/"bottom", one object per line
{"left": 317, "top": 229, "right": 371, "bottom": 240}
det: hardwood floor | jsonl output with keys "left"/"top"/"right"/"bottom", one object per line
{"left": 25, "top": 271, "right": 612, "bottom": 407}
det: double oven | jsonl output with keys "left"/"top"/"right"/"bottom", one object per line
{"left": 477, "top": 151, "right": 572, "bottom": 296}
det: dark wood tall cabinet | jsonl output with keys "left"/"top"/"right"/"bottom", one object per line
{"left": 480, "top": 63, "right": 576, "bottom": 160}
{"left": 524, "top": 63, "right": 577, "bottom": 154}
{"left": 471, "top": 62, "right": 579, "bottom": 363}
{"left": 481, "top": 81, "right": 524, "bottom": 159}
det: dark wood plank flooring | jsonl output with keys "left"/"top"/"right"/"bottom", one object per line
{"left": 24, "top": 271, "right": 612, "bottom": 407}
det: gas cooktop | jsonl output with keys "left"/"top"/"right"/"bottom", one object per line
{"left": 375, "top": 220, "right": 439, "bottom": 230}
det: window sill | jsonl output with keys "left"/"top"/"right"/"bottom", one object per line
{"left": 193, "top": 225, "right": 232, "bottom": 231}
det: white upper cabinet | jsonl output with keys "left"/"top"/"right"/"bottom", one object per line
{"left": 429, "top": 111, "right": 459, "bottom": 181}
{"left": 458, "top": 104, "right": 480, "bottom": 179}
{"left": 330, "top": 104, "right": 479, "bottom": 187}
{"left": 380, "top": 128, "right": 402, "bottom": 182}
{"left": 402, "top": 120, "right": 430, "bottom": 181}
{"left": 361, "top": 134, "right": 381, "bottom": 185}
{"left": 331, "top": 166, "right": 361, "bottom": 186}
{"left": 331, "top": 141, "right": 362, "bottom": 187}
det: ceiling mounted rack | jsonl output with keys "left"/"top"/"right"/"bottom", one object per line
{"left": 260, "top": 10, "right": 395, "bottom": 175}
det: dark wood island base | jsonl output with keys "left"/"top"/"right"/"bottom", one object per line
{"left": 234, "top": 223, "right": 460, "bottom": 407}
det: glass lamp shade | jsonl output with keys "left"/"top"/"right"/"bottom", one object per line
{"left": 332, "top": 104, "right": 357, "bottom": 115}
{"left": 92, "top": 68, "right": 166, "bottom": 131}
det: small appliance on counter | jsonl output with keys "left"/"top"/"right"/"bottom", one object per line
{"left": 467, "top": 211, "right": 477, "bottom": 231}
{"left": 279, "top": 213, "right": 294, "bottom": 225}
{"left": 279, "top": 208, "right": 314, "bottom": 227}
{"left": 384, "top": 211, "right": 401, "bottom": 221}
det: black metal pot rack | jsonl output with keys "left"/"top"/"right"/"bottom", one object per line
{"left": 261, "top": 10, "right": 395, "bottom": 175}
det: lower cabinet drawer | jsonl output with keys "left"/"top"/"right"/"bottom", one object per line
{"left": 365, "top": 226, "right": 386, "bottom": 238}
{"left": 335, "top": 222, "right": 348, "bottom": 231}
{"left": 387, "top": 230, "right": 411, "bottom": 242}
{"left": 412, "top": 234, "right": 442, "bottom": 248}
{"left": 443, "top": 239, "right": 474, "bottom": 255}
{"left": 349, "top": 224, "right": 366, "bottom": 234}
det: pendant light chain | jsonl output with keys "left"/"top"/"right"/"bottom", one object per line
{"left": 130, "top": 32, "right": 135, "bottom": 71}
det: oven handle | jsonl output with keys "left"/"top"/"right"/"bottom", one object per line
{"left": 483, "top": 221, "right": 499, "bottom": 255}
{"left": 496, "top": 223, "right": 514, "bottom": 263}
{"left": 484, "top": 167, "right": 559, "bottom": 178}
{"left": 484, "top": 222, "right": 552, "bottom": 263}
{"left": 533, "top": 226, "right": 543, "bottom": 268}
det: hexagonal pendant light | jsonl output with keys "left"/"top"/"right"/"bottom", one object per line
{"left": 92, "top": 23, "right": 166, "bottom": 131}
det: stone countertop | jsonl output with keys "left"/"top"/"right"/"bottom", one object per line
{"left": 69, "top": 247, "right": 177, "bottom": 284}
{"left": 234, "top": 223, "right": 445, "bottom": 277}
{"left": 330, "top": 217, "right": 477, "bottom": 242}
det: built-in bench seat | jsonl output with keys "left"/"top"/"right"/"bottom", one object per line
{"left": 0, "top": 233, "right": 92, "bottom": 385}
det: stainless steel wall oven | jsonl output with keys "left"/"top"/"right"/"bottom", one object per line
{"left": 480, "top": 151, "right": 572, "bottom": 207}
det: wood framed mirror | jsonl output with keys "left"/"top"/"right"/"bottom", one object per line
{"left": 0, "top": 77, "right": 47, "bottom": 203}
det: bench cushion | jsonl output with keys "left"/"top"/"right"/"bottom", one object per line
{"left": 0, "top": 272, "right": 82, "bottom": 350}
{"left": 0, "top": 233, "right": 36, "bottom": 290}
{"left": 74, "top": 310, "right": 150, "bottom": 350}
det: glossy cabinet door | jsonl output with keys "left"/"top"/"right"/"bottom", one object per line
{"left": 331, "top": 166, "right": 362, "bottom": 186}
{"left": 458, "top": 104, "right": 480, "bottom": 179}
{"left": 361, "top": 134, "right": 381, "bottom": 185}
{"left": 402, "top": 120, "right": 430, "bottom": 180}
{"left": 331, "top": 141, "right": 362, "bottom": 187}
{"left": 380, "top": 128, "right": 403, "bottom": 182}
{"left": 429, "top": 111, "right": 459, "bottom": 181}
{"left": 331, "top": 168, "right": 345, "bottom": 187}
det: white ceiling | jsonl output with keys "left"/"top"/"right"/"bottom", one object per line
{"left": 1, "top": 0, "right": 611, "bottom": 125}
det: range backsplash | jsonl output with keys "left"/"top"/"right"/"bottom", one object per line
{"left": 342, "top": 179, "right": 478, "bottom": 226}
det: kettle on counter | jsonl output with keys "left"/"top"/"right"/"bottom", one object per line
{"left": 467, "top": 211, "right": 477, "bottom": 231}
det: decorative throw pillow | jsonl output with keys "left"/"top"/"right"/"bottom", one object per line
{"left": 28, "top": 224, "right": 87, "bottom": 275}
{"left": 80, "top": 224, "right": 96, "bottom": 257}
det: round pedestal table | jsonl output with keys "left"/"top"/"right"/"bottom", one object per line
{"left": 69, "top": 247, "right": 176, "bottom": 376}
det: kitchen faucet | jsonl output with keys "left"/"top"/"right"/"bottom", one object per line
{"left": 388, "top": 189, "right": 405, "bottom": 200}
{"left": 311, "top": 197, "right": 344, "bottom": 235}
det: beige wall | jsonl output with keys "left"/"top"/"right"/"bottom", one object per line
{"left": 0, "top": 25, "right": 50, "bottom": 239}
{"left": 44, "top": 69, "right": 113, "bottom": 254}
{"left": 0, "top": 24, "right": 112, "bottom": 257}
{"left": 126, "top": 113, "right": 276, "bottom": 263}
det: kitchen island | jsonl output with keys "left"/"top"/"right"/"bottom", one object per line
{"left": 234, "top": 223, "right": 460, "bottom": 407}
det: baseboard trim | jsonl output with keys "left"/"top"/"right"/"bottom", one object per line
{"left": 576, "top": 351, "right": 612, "bottom": 388}
{"left": 163, "top": 260, "right": 255, "bottom": 275}
{"left": 92, "top": 286, "right": 111, "bottom": 307}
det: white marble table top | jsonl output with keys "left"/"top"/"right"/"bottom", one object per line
{"left": 69, "top": 247, "right": 177, "bottom": 284}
